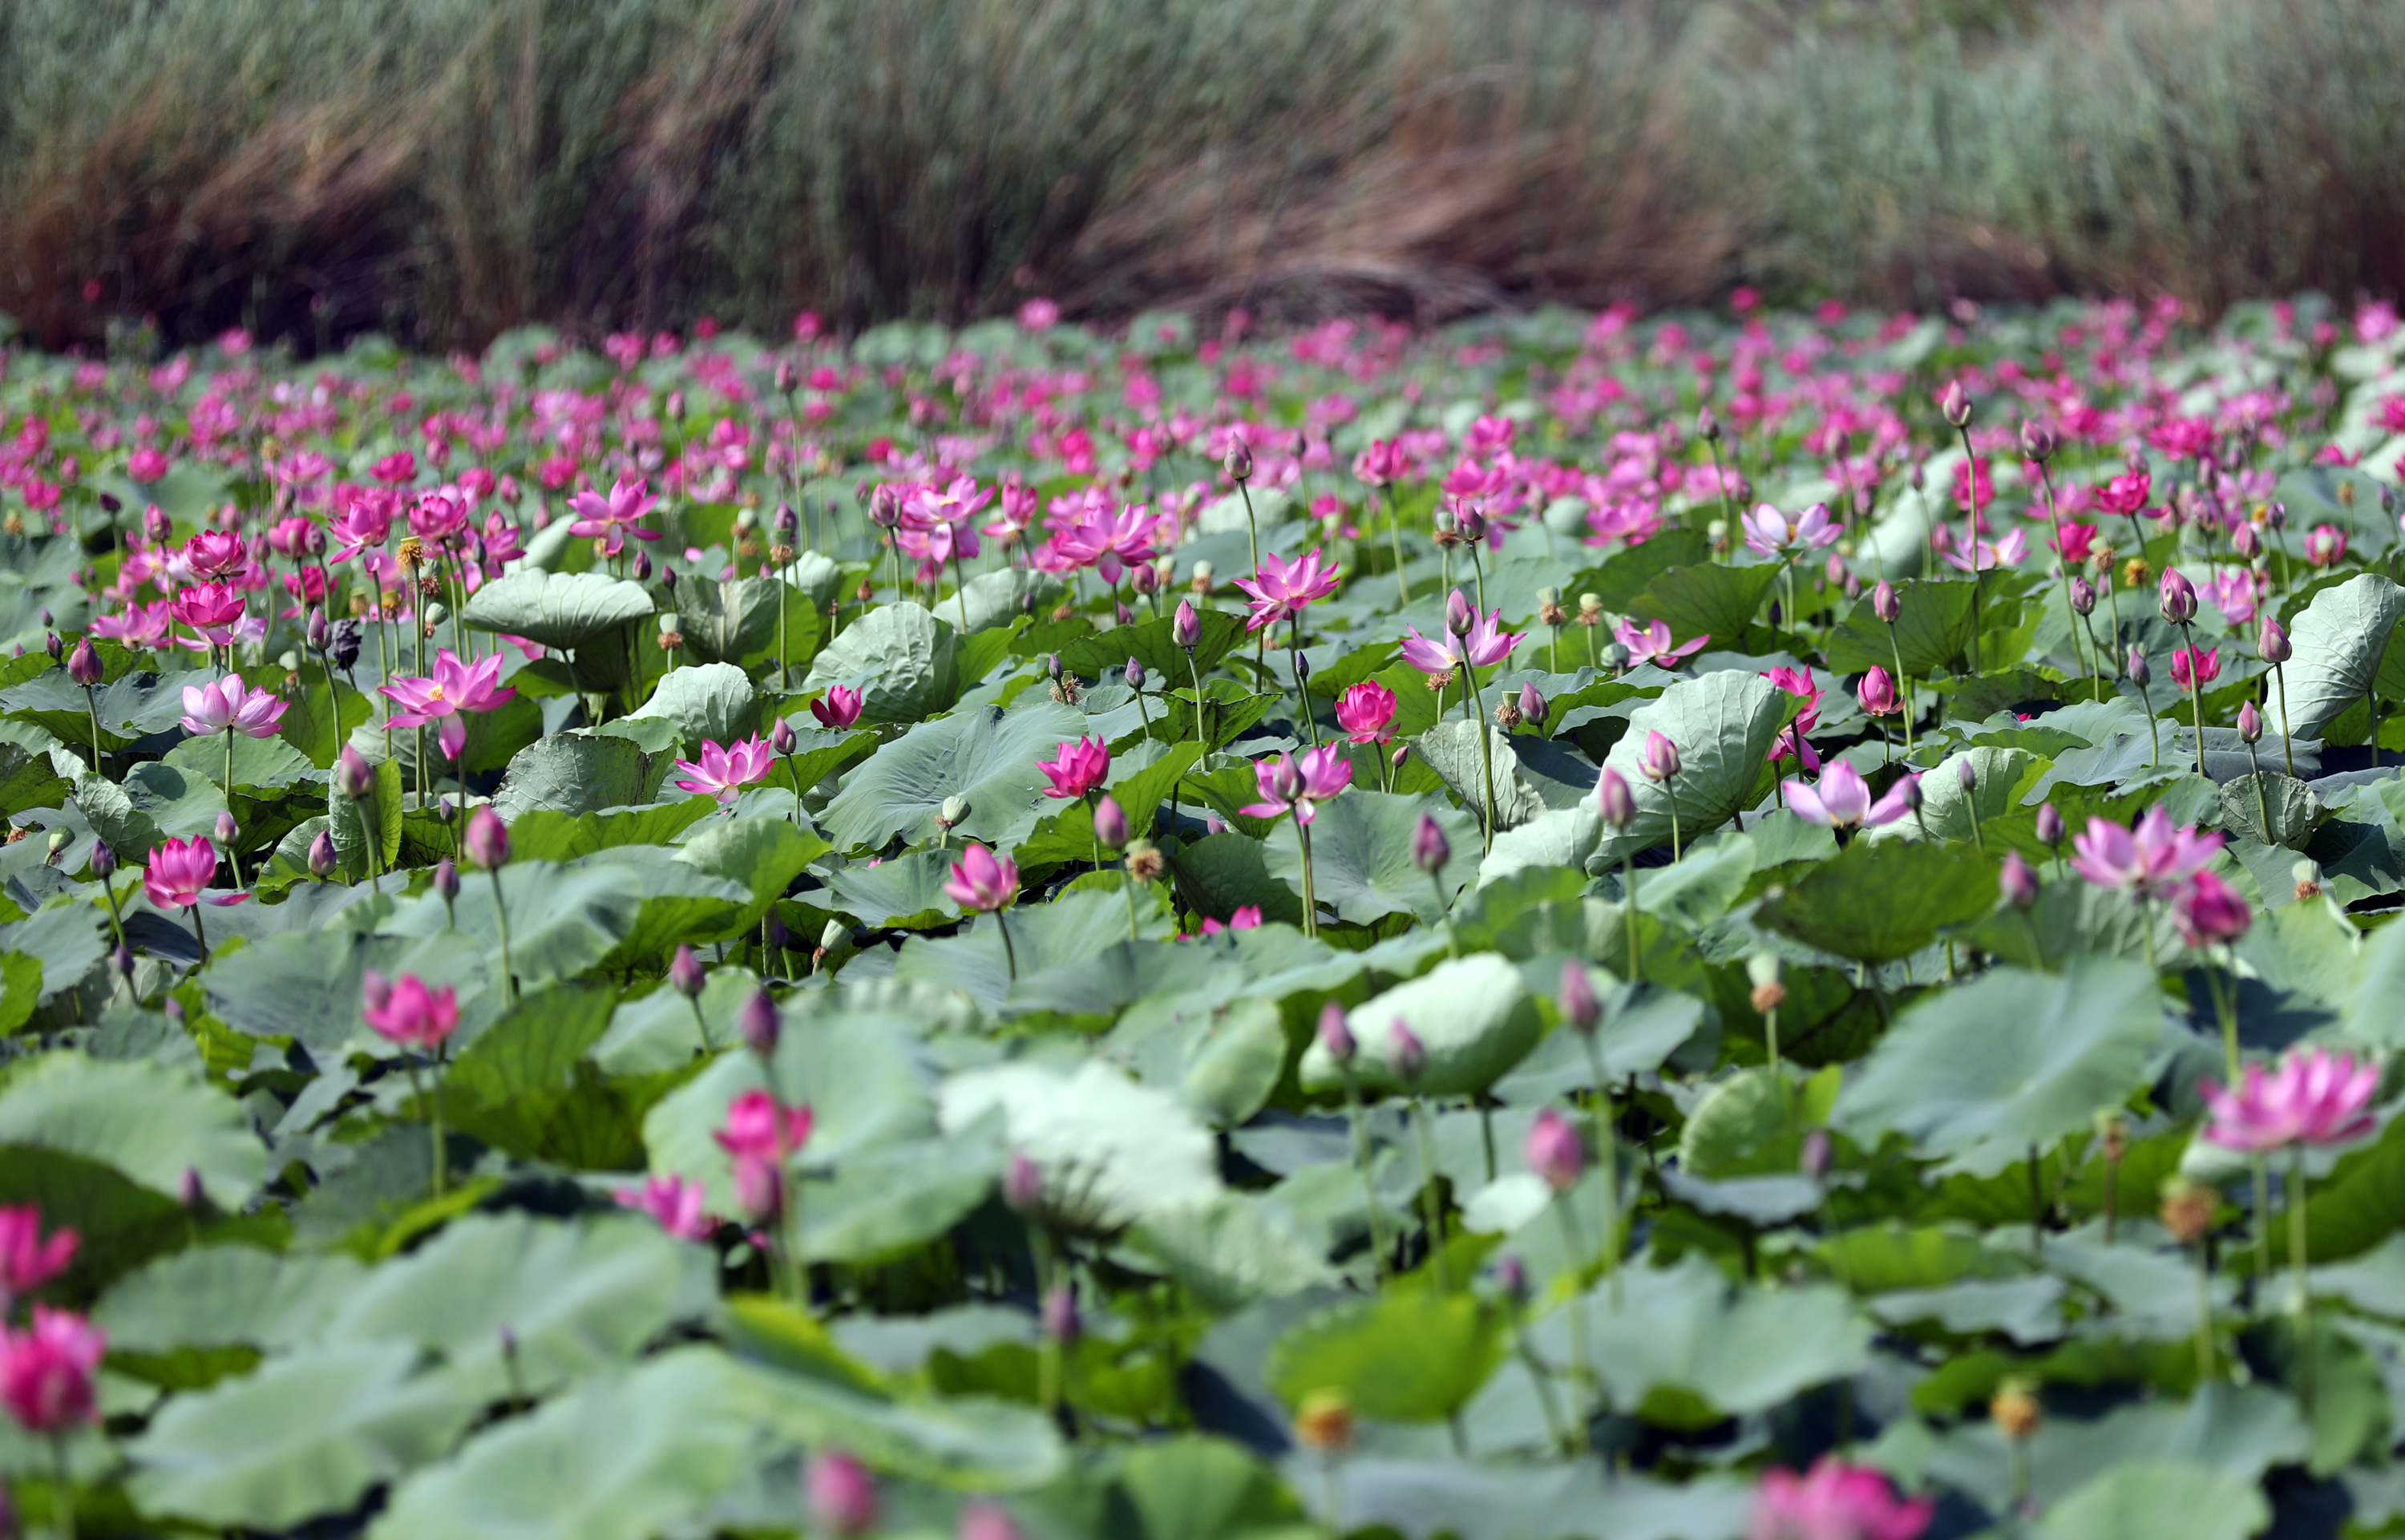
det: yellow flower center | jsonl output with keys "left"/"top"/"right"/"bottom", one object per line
{"left": 426, "top": 685, "right": 446, "bottom": 702}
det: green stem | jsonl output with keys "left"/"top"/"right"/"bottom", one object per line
{"left": 1384, "top": 487, "right": 1409, "bottom": 607}
{"left": 2275, "top": 662, "right": 2294, "bottom": 776}
{"left": 1468, "top": 543, "right": 1487, "bottom": 616}
{"left": 1622, "top": 856, "right": 1641, "bottom": 983}
{"left": 1430, "top": 867, "right": 1461, "bottom": 959}
{"left": 1343, "top": 1081, "right": 1389, "bottom": 1281}
{"left": 2194, "top": 1243, "right": 2217, "bottom": 1384}
{"left": 1185, "top": 649, "right": 1207, "bottom": 744}
{"left": 487, "top": 867, "right": 516, "bottom": 1003}
{"left": 1465, "top": 665, "right": 1495, "bottom": 855}
{"left": 188, "top": 903, "right": 208, "bottom": 965}
{"left": 1291, "top": 614, "right": 1318, "bottom": 748}
{"left": 2292, "top": 1146, "right": 2315, "bottom": 1421}
{"left": 1663, "top": 774, "right": 1683, "bottom": 862}
{"left": 82, "top": 683, "right": 103, "bottom": 773}
{"left": 1554, "top": 1198, "right": 1595, "bottom": 1409}
{"left": 220, "top": 730, "right": 245, "bottom": 888}
{"left": 1883, "top": 623, "right": 1914, "bottom": 751}
{"left": 1297, "top": 818, "right": 1319, "bottom": 940}
{"left": 2136, "top": 676, "right": 2161, "bottom": 768}
{"left": 2178, "top": 620, "right": 2208, "bottom": 776}
{"left": 51, "top": 1431, "right": 75, "bottom": 1540}
{"left": 996, "top": 908, "right": 1019, "bottom": 981}
{"left": 1412, "top": 1098, "right": 1450, "bottom": 1291}
{"left": 1239, "top": 480, "right": 1260, "bottom": 576}
{"left": 952, "top": 545, "right": 970, "bottom": 635}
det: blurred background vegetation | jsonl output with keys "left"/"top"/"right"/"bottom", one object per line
{"left": 1, "top": 0, "right": 2398, "bottom": 350}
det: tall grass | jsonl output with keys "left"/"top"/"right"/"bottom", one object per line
{"left": 0, "top": 0, "right": 2397, "bottom": 351}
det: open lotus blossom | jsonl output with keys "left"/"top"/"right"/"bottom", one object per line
{"left": 1764, "top": 665, "right": 1821, "bottom": 770}
{"left": 810, "top": 685, "right": 863, "bottom": 730}
{"left": 1199, "top": 906, "right": 1264, "bottom": 936}
{"left": 1037, "top": 736, "right": 1111, "bottom": 800}
{"left": 183, "top": 529, "right": 248, "bottom": 579}
{"left": 1334, "top": 680, "right": 1398, "bottom": 744}
{"left": 379, "top": 648, "right": 516, "bottom": 762}
{"left": 944, "top": 843, "right": 1019, "bottom": 912}
{"left": 1747, "top": 1457, "right": 1933, "bottom": 1540}
{"left": 1234, "top": 546, "right": 1341, "bottom": 632}
{"left": 0, "top": 1307, "right": 106, "bottom": 1433}
{"left": 362, "top": 971, "right": 460, "bottom": 1050}
{"left": 178, "top": 672, "right": 288, "bottom": 738}
{"left": 716, "top": 1089, "right": 814, "bottom": 1162}
{"left": 1740, "top": 501, "right": 1841, "bottom": 559}
{"left": 1400, "top": 600, "right": 1524, "bottom": 678}
{"left": 1241, "top": 743, "right": 1353, "bottom": 825}
{"left": 1783, "top": 760, "right": 1918, "bottom": 831}
{"left": 143, "top": 836, "right": 245, "bottom": 910}
{"left": 673, "top": 735, "right": 776, "bottom": 804}
{"left": 169, "top": 584, "right": 253, "bottom": 651}
{"left": 2170, "top": 644, "right": 2220, "bottom": 690}
{"left": 0, "top": 1208, "right": 77, "bottom": 1305}
{"left": 1938, "top": 525, "right": 2028, "bottom": 572}
{"left": 567, "top": 474, "right": 661, "bottom": 556}
{"left": 2070, "top": 806, "right": 2224, "bottom": 896}
{"left": 615, "top": 1175, "right": 716, "bottom": 1241}
{"left": 1615, "top": 616, "right": 1709, "bottom": 669}
{"left": 2202, "top": 1047, "right": 2379, "bottom": 1151}
{"left": 2305, "top": 523, "right": 2348, "bottom": 566}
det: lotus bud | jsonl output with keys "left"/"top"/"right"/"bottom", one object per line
{"left": 869, "top": 483, "right": 901, "bottom": 528}
{"left": 1316, "top": 999, "right": 1356, "bottom": 1065}
{"left": 43, "top": 632, "right": 60, "bottom": 662}
{"left": 805, "top": 1451, "right": 878, "bottom": 1540}
{"left": 1444, "top": 588, "right": 1473, "bottom": 637}
{"left": 1173, "top": 599, "right": 1201, "bottom": 649}
{"left": 631, "top": 549, "right": 653, "bottom": 582}
{"left": 1293, "top": 651, "right": 1311, "bottom": 686}
{"left": 1518, "top": 681, "right": 1547, "bottom": 726}
{"left": 1125, "top": 657, "right": 1145, "bottom": 692}
{"left": 1002, "top": 1150, "right": 1044, "bottom": 1213}
{"left": 2126, "top": 647, "right": 2150, "bottom": 685}
{"left": 2018, "top": 418, "right": 2056, "bottom": 462}
{"left": 2257, "top": 616, "right": 2291, "bottom": 664}
{"left": 937, "top": 794, "right": 970, "bottom": 830}
{"left": 1526, "top": 1107, "right": 1584, "bottom": 1193}
{"left": 1898, "top": 774, "right": 1923, "bottom": 813}
{"left": 2231, "top": 522, "right": 2261, "bottom": 560}
{"left": 2266, "top": 500, "right": 2288, "bottom": 531}
{"left": 774, "top": 502, "right": 798, "bottom": 536}
{"left": 2238, "top": 700, "right": 2263, "bottom": 743}
{"left": 1223, "top": 440, "right": 1253, "bottom": 482}
{"left": 1410, "top": 811, "right": 1450, "bottom": 871}
{"left": 1093, "top": 794, "right": 1129, "bottom": 850}
{"left": 1130, "top": 562, "right": 1159, "bottom": 596}
{"left": 432, "top": 857, "right": 459, "bottom": 903}
{"left": 2068, "top": 575, "right": 2096, "bottom": 616}
{"left": 670, "top": 944, "right": 705, "bottom": 998}
{"left": 1697, "top": 406, "right": 1721, "bottom": 443}
{"left": 1455, "top": 504, "right": 1487, "bottom": 544}
{"left": 2035, "top": 802, "right": 2063, "bottom": 846}
{"left": 1940, "top": 380, "right": 1971, "bottom": 429}
{"left": 2000, "top": 850, "right": 2039, "bottom": 909}
{"left": 1871, "top": 580, "right": 1901, "bottom": 624}
{"left": 1639, "top": 730, "right": 1680, "bottom": 783}
{"left": 90, "top": 842, "right": 115, "bottom": 879}
{"left": 1041, "top": 1282, "right": 1081, "bottom": 1346}
{"left": 463, "top": 806, "right": 511, "bottom": 869}
{"left": 362, "top": 968, "right": 394, "bottom": 1013}
{"left": 960, "top": 1502, "right": 1024, "bottom": 1540}
{"left": 1390, "top": 743, "right": 1409, "bottom": 770}
{"left": 2157, "top": 566, "right": 2197, "bottom": 624}
{"left": 66, "top": 637, "right": 102, "bottom": 687}
{"left": 738, "top": 989, "right": 780, "bottom": 1057}
{"left": 334, "top": 745, "right": 375, "bottom": 800}
{"left": 1494, "top": 1252, "right": 1530, "bottom": 1308}
{"left": 1597, "top": 766, "right": 1636, "bottom": 829}
{"left": 1957, "top": 758, "right": 1978, "bottom": 794}
{"left": 307, "top": 831, "right": 338, "bottom": 878}
{"left": 115, "top": 941, "right": 136, "bottom": 980}
{"left": 1045, "top": 653, "right": 1063, "bottom": 681}
{"left": 772, "top": 717, "right": 798, "bottom": 755}
{"left": 1387, "top": 1020, "right": 1426, "bottom": 1084}
{"left": 1559, "top": 960, "right": 1599, "bottom": 1035}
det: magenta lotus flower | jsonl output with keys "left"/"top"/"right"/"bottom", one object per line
{"left": 567, "top": 474, "right": 661, "bottom": 556}
{"left": 1740, "top": 501, "right": 1841, "bottom": 559}
{"left": 1334, "top": 680, "right": 1398, "bottom": 744}
{"left": 380, "top": 649, "right": 517, "bottom": 762}
{"left": 2202, "top": 1048, "right": 2379, "bottom": 1152}
{"left": 1748, "top": 1457, "right": 1932, "bottom": 1540}
{"left": 2158, "top": 565, "right": 2198, "bottom": 624}
{"left": 2173, "top": 869, "right": 2251, "bottom": 948}
{"left": 179, "top": 672, "right": 288, "bottom": 739}
{"left": 2170, "top": 644, "right": 2220, "bottom": 691}
{"left": 1401, "top": 600, "right": 1524, "bottom": 678}
{"left": 1037, "top": 736, "right": 1110, "bottom": 800}
{"left": 1526, "top": 1107, "right": 1584, "bottom": 1193}
{"left": 806, "top": 1449, "right": 879, "bottom": 1539}
{"left": 1198, "top": 906, "right": 1263, "bottom": 936}
{"left": 944, "top": 843, "right": 1020, "bottom": 913}
{"left": 143, "top": 836, "right": 245, "bottom": 911}
{"left": 716, "top": 1089, "right": 814, "bottom": 1162}
{"left": 183, "top": 529, "right": 248, "bottom": 580}
{"left": 169, "top": 583, "right": 246, "bottom": 637}
{"left": 1234, "top": 546, "right": 1340, "bottom": 633}
{"left": 2305, "top": 523, "right": 2348, "bottom": 567}
{"left": 810, "top": 686, "right": 863, "bottom": 730}
{"left": 1783, "top": 761, "right": 1918, "bottom": 831}
{"left": 1241, "top": 743, "right": 1353, "bottom": 826}
{"left": 615, "top": 1174, "right": 716, "bottom": 1241}
{"left": 1615, "top": 616, "right": 1709, "bottom": 669}
{"left": 0, "top": 1306, "right": 106, "bottom": 1434}
{"left": 0, "top": 1207, "right": 77, "bottom": 1305}
{"left": 673, "top": 735, "right": 777, "bottom": 805}
{"left": 1054, "top": 499, "right": 1158, "bottom": 583}
{"left": 1856, "top": 666, "right": 1899, "bottom": 717}
{"left": 2069, "top": 807, "right": 2223, "bottom": 897}
{"left": 362, "top": 972, "right": 460, "bottom": 1051}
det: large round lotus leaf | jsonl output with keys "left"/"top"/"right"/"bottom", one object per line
{"left": 1298, "top": 952, "right": 1541, "bottom": 1097}
{"left": 462, "top": 570, "right": 656, "bottom": 650}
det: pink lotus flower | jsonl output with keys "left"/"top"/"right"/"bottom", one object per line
{"left": 2070, "top": 807, "right": 2224, "bottom": 897}
{"left": 1748, "top": 1457, "right": 1932, "bottom": 1540}
{"left": 1234, "top": 546, "right": 1340, "bottom": 633}
{"left": 1037, "top": 736, "right": 1111, "bottom": 800}
{"left": 0, "top": 1207, "right": 77, "bottom": 1305}
{"left": 1938, "top": 526, "right": 2028, "bottom": 572}
{"left": 1053, "top": 499, "right": 1158, "bottom": 584}
{"left": 1334, "top": 681, "right": 1398, "bottom": 745}
{"left": 1615, "top": 617, "right": 1709, "bottom": 669}
{"left": 1198, "top": 906, "right": 1263, "bottom": 936}
{"left": 673, "top": 735, "right": 776, "bottom": 804}
{"left": 1741, "top": 501, "right": 1841, "bottom": 560}
{"left": 615, "top": 1174, "right": 716, "bottom": 1241}
{"left": 944, "top": 843, "right": 1020, "bottom": 913}
{"left": 2173, "top": 869, "right": 2252, "bottom": 948}
{"left": 2202, "top": 1048, "right": 2379, "bottom": 1152}
{"left": 1783, "top": 761, "right": 1918, "bottom": 831}
{"left": 143, "top": 836, "right": 245, "bottom": 911}
{"left": 169, "top": 584, "right": 248, "bottom": 648}
{"left": 1401, "top": 600, "right": 1524, "bottom": 678}
{"left": 806, "top": 1449, "right": 879, "bottom": 1539}
{"left": 2305, "top": 523, "right": 2348, "bottom": 567}
{"left": 0, "top": 1307, "right": 105, "bottom": 1433}
{"left": 362, "top": 972, "right": 460, "bottom": 1051}
{"left": 179, "top": 673, "right": 289, "bottom": 739}
{"left": 1856, "top": 666, "right": 1898, "bottom": 717}
{"left": 1241, "top": 744, "right": 1353, "bottom": 826}
{"left": 810, "top": 686, "right": 863, "bottom": 730}
{"left": 184, "top": 529, "right": 247, "bottom": 580}
{"left": 2170, "top": 645, "right": 2220, "bottom": 692}
{"left": 2097, "top": 469, "right": 2152, "bottom": 515}
{"left": 1764, "top": 666, "right": 1821, "bottom": 770}
{"left": 567, "top": 475, "right": 661, "bottom": 556}
{"left": 127, "top": 445, "right": 170, "bottom": 482}
{"left": 716, "top": 1089, "right": 813, "bottom": 1162}
{"left": 379, "top": 648, "right": 517, "bottom": 762}
{"left": 1526, "top": 1107, "right": 1583, "bottom": 1193}
{"left": 2051, "top": 521, "right": 2098, "bottom": 564}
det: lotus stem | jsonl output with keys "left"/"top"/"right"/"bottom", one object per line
{"left": 1411, "top": 1097, "right": 1450, "bottom": 1291}
{"left": 995, "top": 908, "right": 1019, "bottom": 982}
{"left": 1622, "top": 856, "right": 1641, "bottom": 983}
{"left": 2292, "top": 1146, "right": 2315, "bottom": 1420}
{"left": 1342, "top": 1077, "right": 1389, "bottom": 1282}
{"left": 1465, "top": 664, "right": 1496, "bottom": 855}
{"left": 487, "top": 867, "right": 516, "bottom": 1003}
{"left": 1297, "top": 817, "right": 1320, "bottom": 940}
{"left": 1384, "top": 486, "right": 1408, "bottom": 606}
{"left": 2177, "top": 619, "right": 2208, "bottom": 776}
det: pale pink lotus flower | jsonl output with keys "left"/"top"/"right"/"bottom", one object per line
{"left": 1526, "top": 1107, "right": 1584, "bottom": 1193}
{"left": 2069, "top": 807, "right": 2223, "bottom": 897}
{"left": 0, "top": 1207, "right": 77, "bottom": 1308}
{"left": 1241, "top": 744, "right": 1353, "bottom": 826}
{"left": 673, "top": 735, "right": 777, "bottom": 804}
{"left": 615, "top": 1174, "right": 717, "bottom": 1241}
{"left": 2202, "top": 1047, "right": 2379, "bottom": 1151}
{"left": 1938, "top": 526, "right": 2028, "bottom": 572}
{"left": 1401, "top": 603, "right": 1524, "bottom": 678}
{"left": 1740, "top": 501, "right": 1841, "bottom": 560}
{"left": 1614, "top": 616, "right": 1709, "bottom": 669}
{"left": 179, "top": 673, "right": 289, "bottom": 739}
{"left": 379, "top": 649, "right": 516, "bottom": 762}
{"left": 1781, "top": 761, "right": 1918, "bottom": 831}
{"left": 566, "top": 474, "right": 661, "bottom": 556}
